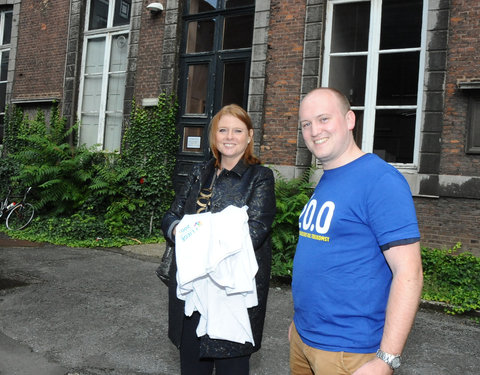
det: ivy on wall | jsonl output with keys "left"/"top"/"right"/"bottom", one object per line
{"left": 0, "top": 92, "right": 179, "bottom": 239}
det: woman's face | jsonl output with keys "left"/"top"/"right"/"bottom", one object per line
{"left": 215, "top": 114, "right": 252, "bottom": 168}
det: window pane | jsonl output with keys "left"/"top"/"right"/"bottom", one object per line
{"left": 380, "top": 0, "right": 423, "bottom": 50}
{"left": 85, "top": 38, "right": 106, "bottom": 74}
{"left": 89, "top": 0, "right": 109, "bottom": 30}
{"left": 353, "top": 110, "right": 364, "bottom": 147}
{"left": 110, "top": 34, "right": 128, "bottom": 72}
{"left": 328, "top": 56, "right": 367, "bottom": 107}
{"left": 79, "top": 114, "right": 100, "bottom": 146}
{"left": 0, "top": 82, "right": 6, "bottom": 112}
{"left": 0, "top": 114, "right": 4, "bottom": 144}
{"left": 106, "top": 34, "right": 128, "bottom": 149}
{"left": 107, "top": 35, "right": 128, "bottom": 112}
{"left": 1, "top": 51, "right": 9, "bottom": 81}
{"left": 3, "top": 11, "right": 12, "bottom": 45}
{"left": 377, "top": 52, "right": 419, "bottom": 105}
{"left": 186, "top": 19, "right": 215, "bottom": 53}
{"left": 223, "top": 14, "right": 254, "bottom": 50}
{"left": 188, "top": 0, "right": 216, "bottom": 14}
{"left": 107, "top": 74, "right": 126, "bottom": 112}
{"left": 373, "top": 109, "right": 416, "bottom": 163}
{"left": 222, "top": 61, "right": 246, "bottom": 107}
{"left": 104, "top": 113, "right": 122, "bottom": 151}
{"left": 331, "top": 2, "right": 370, "bottom": 53}
{"left": 225, "top": 0, "right": 254, "bottom": 8}
{"left": 466, "top": 96, "right": 480, "bottom": 154}
{"left": 183, "top": 127, "right": 204, "bottom": 153}
{"left": 82, "top": 39, "right": 105, "bottom": 113}
{"left": 82, "top": 76, "right": 103, "bottom": 112}
{"left": 114, "top": 0, "right": 131, "bottom": 27}
{"left": 186, "top": 64, "right": 209, "bottom": 114}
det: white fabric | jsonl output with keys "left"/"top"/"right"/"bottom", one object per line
{"left": 175, "top": 205, "right": 258, "bottom": 344}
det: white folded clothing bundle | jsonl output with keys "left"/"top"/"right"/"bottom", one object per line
{"left": 175, "top": 205, "right": 258, "bottom": 344}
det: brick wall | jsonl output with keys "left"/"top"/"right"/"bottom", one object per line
{"left": 133, "top": 4, "right": 166, "bottom": 100}
{"left": 261, "top": 0, "right": 305, "bottom": 165}
{"left": 415, "top": 196, "right": 480, "bottom": 256}
{"left": 12, "top": 0, "right": 69, "bottom": 100}
{"left": 440, "top": 0, "right": 480, "bottom": 176}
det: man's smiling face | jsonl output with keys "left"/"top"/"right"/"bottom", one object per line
{"left": 299, "top": 89, "right": 356, "bottom": 170}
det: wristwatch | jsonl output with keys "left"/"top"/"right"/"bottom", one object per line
{"left": 376, "top": 349, "right": 401, "bottom": 370}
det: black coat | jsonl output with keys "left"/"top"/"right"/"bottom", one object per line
{"left": 161, "top": 158, "right": 276, "bottom": 358}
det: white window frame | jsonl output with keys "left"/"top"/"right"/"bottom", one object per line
{"left": 0, "top": 9, "right": 11, "bottom": 63}
{"left": 322, "top": 0, "right": 428, "bottom": 169}
{"left": 0, "top": 9, "right": 12, "bottom": 140}
{"left": 77, "top": 0, "right": 130, "bottom": 151}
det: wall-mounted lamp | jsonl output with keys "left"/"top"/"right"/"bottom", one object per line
{"left": 147, "top": 2, "right": 164, "bottom": 14}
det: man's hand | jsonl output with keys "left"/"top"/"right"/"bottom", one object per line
{"left": 352, "top": 357, "right": 393, "bottom": 375}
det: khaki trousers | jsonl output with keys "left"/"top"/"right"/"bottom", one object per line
{"left": 289, "top": 323, "right": 376, "bottom": 375}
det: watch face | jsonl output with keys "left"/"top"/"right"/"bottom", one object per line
{"left": 391, "top": 357, "right": 401, "bottom": 369}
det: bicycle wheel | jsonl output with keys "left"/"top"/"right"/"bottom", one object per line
{"left": 6, "top": 203, "right": 35, "bottom": 230}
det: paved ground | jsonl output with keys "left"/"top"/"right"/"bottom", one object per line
{"left": 0, "top": 236, "right": 479, "bottom": 375}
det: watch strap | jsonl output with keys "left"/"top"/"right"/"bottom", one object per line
{"left": 376, "top": 349, "right": 401, "bottom": 370}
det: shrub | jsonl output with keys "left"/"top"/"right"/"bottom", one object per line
{"left": 2, "top": 93, "right": 179, "bottom": 241}
{"left": 0, "top": 155, "right": 19, "bottom": 198}
{"left": 2, "top": 105, "right": 27, "bottom": 156}
{"left": 114, "top": 92, "right": 179, "bottom": 236}
{"left": 6, "top": 214, "right": 160, "bottom": 248}
{"left": 421, "top": 243, "right": 480, "bottom": 315}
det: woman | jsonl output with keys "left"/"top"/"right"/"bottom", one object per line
{"left": 161, "top": 104, "right": 276, "bottom": 375}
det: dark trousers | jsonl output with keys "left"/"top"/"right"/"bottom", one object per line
{"left": 180, "top": 312, "right": 250, "bottom": 375}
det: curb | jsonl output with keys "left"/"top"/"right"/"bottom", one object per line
{"left": 120, "top": 242, "right": 166, "bottom": 259}
{"left": 420, "top": 299, "right": 480, "bottom": 318}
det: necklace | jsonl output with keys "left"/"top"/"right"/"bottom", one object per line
{"left": 196, "top": 171, "right": 217, "bottom": 213}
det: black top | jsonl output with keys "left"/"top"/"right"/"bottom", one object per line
{"left": 161, "top": 158, "right": 276, "bottom": 358}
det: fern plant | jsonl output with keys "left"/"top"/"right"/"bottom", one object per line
{"left": 88, "top": 155, "right": 145, "bottom": 235}
{"left": 8, "top": 104, "right": 95, "bottom": 215}
{"left": 271, "top": 167, "right": 315, "bottom": 278}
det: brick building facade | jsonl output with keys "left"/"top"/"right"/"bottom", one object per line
{"left": 1, "top": 0, "right": 479, "bottom": 255}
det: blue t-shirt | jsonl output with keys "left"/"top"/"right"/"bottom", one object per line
{"left": 292, "top": 153, "right": 420, "bottom": 353}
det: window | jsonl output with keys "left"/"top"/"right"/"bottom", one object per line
{"left": 466, "top": 94, "right": 480, "bottom": 154}
{"left": 0, "top": 8, "right": 12, "bottom": 146}
{"left": 182, "top": 0, "right": 254, "bottom": 116}
{"left": 78, "top": 0, "right": 131, "bottom": 151}
{"left": 322, "top": 0, "right": 426, "bottom": 165}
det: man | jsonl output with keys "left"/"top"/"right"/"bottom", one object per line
{"left": 289, "top": 88, "right": 423, "bottom": 375}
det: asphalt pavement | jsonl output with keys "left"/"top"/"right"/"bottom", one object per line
{"left": 0, "top": 236, "right": 479, "bottom": 375}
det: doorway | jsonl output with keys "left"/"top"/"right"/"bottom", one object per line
{"left": 175, "top": 0, "right": 255, "bottom": 189}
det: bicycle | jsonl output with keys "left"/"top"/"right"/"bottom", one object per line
{"left": 0, "top": 187, "right": 35, "bottom": 230}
